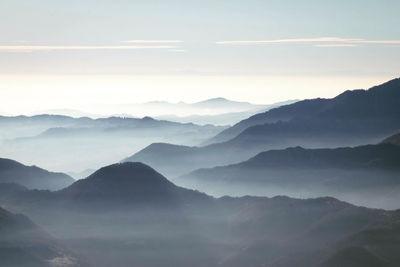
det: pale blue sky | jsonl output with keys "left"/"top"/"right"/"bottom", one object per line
{"left": 0, "top": 0, "right": 399, "bottom": 113}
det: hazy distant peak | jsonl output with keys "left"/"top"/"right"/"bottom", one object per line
{"left": 142, "top": 116, "right": 155, "bottom": 121}
{"left": 194, "top": 97, "right": 253, "bottom": 106}
{"left": 196, "top": 97, "right": 230, "bottom": 103}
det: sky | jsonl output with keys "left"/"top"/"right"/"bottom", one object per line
{"left": 0, "top": 0, "right": 399, "bottom": 114}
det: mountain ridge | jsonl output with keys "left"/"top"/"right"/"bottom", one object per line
{"left": 208, "top": 78, "right": 400, "bottom": 144}
{"left": 125, "top": 78, "right": 400, "bottom": 177}
{"left": 0, "top": 158, "right": 74, "bottom": 190}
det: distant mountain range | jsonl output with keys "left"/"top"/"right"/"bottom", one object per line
{"left": 0, "top": 115, "right": 226, "bottom": 173}
{"left": 0, "top": 114, "right": 224, "bottom": 140}
{"left": 111, "top": 97, "right": 269, "bottom": 117}
{"left": 125, "top": 78, "right": 400, "bottom": 177}
{"left": 155, "top": 99, "right": 297, "bottom": 126}
{"left": 0, "top": 158, "right": 74, "bottom": 190}
{"left": 33, "top": 97, "right": 281, "bottom": 125}
{"left": 0, "top": 162, "right": 399, "bottom": 267}
{"left": 30, "top": 98, "right": 298, "bottom": 127}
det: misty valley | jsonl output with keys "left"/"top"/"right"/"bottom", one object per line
{"left": 1, "top": 78, "right": 400, "bottom": 267}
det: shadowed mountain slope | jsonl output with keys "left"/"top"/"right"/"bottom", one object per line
{"left": 382, "top": 132, "right": 400, "bottom": 146}
{"left": 216, "top": 196, "right": 400, "bottom": 267}
{"left": 181, "top": 142, "right": 400, "bottom": 209}
{"left": 0, "top": 162, "right": 399, "bottom": 267}
{"left": 0, "top": 158, "right": 74, "bottom": 190}
{"left": 217, "top": 143, "right": 400, "bottom": 170}
{"left": 58, "top": 162, "right": 212, "bottom": 209}
{"left": 319, "top": 219, "right": 400, "bottom": 267}
{"left": 209, "top": 78, "right": 400, "bottom": 144}
{"left": 0, "top": 206, "right": 89, "bottom": 267}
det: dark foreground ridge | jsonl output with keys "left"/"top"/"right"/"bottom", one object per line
{"left": 0, "top": 206, "right": 89, "bottom": 267}
{"left": 0, "top": 161, "right": 399, "bottom": 267}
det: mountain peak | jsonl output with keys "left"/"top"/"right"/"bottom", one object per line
{"left": 59, "top": 162, "right": 180, "bottom": 205}
{"left": 142, "top": 116, "right": 155, "bottom": 121}
{"left": 203, "top": 97, "right": 229, "bottom": 102}
{"left": 80, "top": 162, "right": 171, "bottom": 185}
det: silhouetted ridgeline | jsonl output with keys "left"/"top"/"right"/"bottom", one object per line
{"left": 210, "top": 78, "right": 400, "bottom": 144}
{"left": 0, "top": 158, "right": 74, "bottom": 190}
{"left": 125, "top": 78, "right": 400, "bottom": 177}
{"left": 180, "top": 136, "right": 400, "bottom": 209}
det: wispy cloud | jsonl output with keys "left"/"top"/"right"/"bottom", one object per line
{"left": 314, "top": 44, "right": 359, "bottom": 47}
{"left": 216, "top": 37, "right": 400, "bottom": 47}
{"left": 216, "top": 37, "right": 362, "bottom": 44}
{"left": 0, "top": 45, "right": 179, "bottom": 52}
{"left": 168, "top": 49, "right": 186, "bottom": 53}
{"left": 122, "top": 40, "right": 183, "bottom": 43}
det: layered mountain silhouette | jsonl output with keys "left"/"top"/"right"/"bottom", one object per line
{"left": 0, "top": 114, "right": 225, "bottom": 172}
{"left": 122, "top": 97, "right": 269, "bottom": 117}
{"left": 156, "top": 99, "right": 297, "bottom": 127}
{"left": 1, "top": 78, "right": 400, "bottom": 266}
{"left": 0, "top": 161, "right": 399, "bottom": 266}
{"left": 209, "top": 78, "right": 400, "bottom": 144}
{"left": 0, "top": 206, "right": 88, "bottom": 267}
{"left": 181, "top": 138, "right": 400, "bottom": 209}
{"left": 0, "top": 114, "right": 224, "bottom": 140}
{"left": 124, "top": 78, "right": 400, "bottom": 177}
{"left": 0, "top": 158, "right": 74, "bottom": 190}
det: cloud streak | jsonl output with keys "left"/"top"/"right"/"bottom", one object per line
{"left": 314, "top": 44, "right": 359, "bottom": 47}
{"left": 216, "top": 37, "right": 400, "bottom": 47}
{"left": 122, "top": 40, "right": 183, "bottom": 43}
{"left": 0, "top": 45, "right": 179, "bottom": 52}
{"left": 168, "top": 49, "right": 186, "bottom": 53}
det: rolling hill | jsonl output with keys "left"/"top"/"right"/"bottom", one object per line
{"left": 181, "top": 141, "right": 400, "bottom": 209}
{"left": 0, "top": 158, "right": 74, "bottom": 190}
